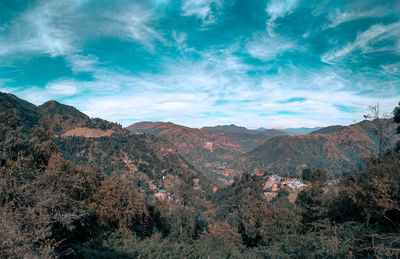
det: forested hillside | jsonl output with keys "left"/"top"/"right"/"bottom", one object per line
{"left": 127, "top": 122, "right": 286, "bottom": 183}
{"left": 39, "top": 100, "right": 127, "bottom": 136}
{"left": 54, "top": 134, "right": 212, "bottom": 195}
{"left": 1, "top": 92, "right": 400, "bottom": 258}
{"left": 228, "top": 119, "right": 398, "bottom": 178}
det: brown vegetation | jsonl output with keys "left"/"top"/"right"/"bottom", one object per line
{"left": 1, "top": 92, "right": 399, "bottom": 258}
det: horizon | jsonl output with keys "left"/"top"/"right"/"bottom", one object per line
{"left": 1, "top": 0, "right": 399, "bottom": 128}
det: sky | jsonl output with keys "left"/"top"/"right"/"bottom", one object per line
{"left": 0, "top": 0, "right": 400, "bottom": 128}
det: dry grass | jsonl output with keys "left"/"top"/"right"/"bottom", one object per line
{"left": 62, "top": 127, "right": 115, "bottom": 137}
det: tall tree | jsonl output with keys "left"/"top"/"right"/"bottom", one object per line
{"left": 393, "top": 102, "right": 400, "bottom": 135}
{"left": 364, "top": 104, "right": 394, "bottom": 160}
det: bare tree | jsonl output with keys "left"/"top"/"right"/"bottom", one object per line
{"left": 363, "top": 103, "right": 394, "bottom": 160}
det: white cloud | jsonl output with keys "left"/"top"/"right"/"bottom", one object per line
{"left": 0, "top": 0, "right": 163, "bottom": 59}
{"left": 181, "top": 0, "right": 223, "bottom": 25}
{"left": 0, "top": 0, "right": 82, "bottom": 58}
{"left": 76, "top": 92, "right": 212, "bottom": 124}
{"left": 7, "top": 57, "right": 398, "bottom": 128}
{"left": 2, "top": 1, "right": 398, "bottom": 129}
{"left": 258, "top": 87, "right": 398, "bottom": 127}
{"left": 323, "top": 0, "right": 399, "bottom": 29}
{"left": 322, "top": 22, "right": 400, "bottom": 64}
{"left": 246, "top": 33, "right": 296, "bottom": 61}
{"left": 6, "top": 79, "right": 80, "bottom": 105}
{"left": 66, "top": 54, "right": 99, "bottom": 72}
{"left": 381, "top": 63, "right": 400, "bottom": 75}
{"left": 103, "top": 4, "right": 163, "bottom": 49}
{"left": 172, "top": 31, "right": 197, "bottom": 53}
{"left": 265, "top": 0, "right": 298, "bottom": 35}
{"left": 29, "top": 57, "right": 393, "bottom": 128}
{"left": 46, "top": 81, "right": 78, "bottom": 96}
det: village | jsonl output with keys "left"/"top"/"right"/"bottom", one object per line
{"left": 146, "top": 168, "right": 307, "bottom": 203}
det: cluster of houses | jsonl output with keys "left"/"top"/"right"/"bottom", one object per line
{"left": 149, "top": 170, "right": 306, "bottom": 201}
{"left": 261, "top": 174, "right": 307, "bottom": 200}
{"left": 149, "top": 169, "right": 175, "bottom": 200}
{"left": 150, "top": 184, "right": 170, "bottom": 200}
{"left": 154, "top": 189, "right": 168, "bottom": 200}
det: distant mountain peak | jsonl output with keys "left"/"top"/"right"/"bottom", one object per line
{"left": 257, "top": 126, "right": 323, "bottom": 136}
{"left": 201, "top": 124, "right": 253, "bottom": 134}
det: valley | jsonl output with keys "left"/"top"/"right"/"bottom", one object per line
{"left": 1, "top": 91, "right": 399, "bottom": 257}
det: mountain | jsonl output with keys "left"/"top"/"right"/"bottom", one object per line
{"left": 127, "top": 122, "right": 244, "bottom": 173}
{"left": 227, "top": 120, "right": 397, "bottom": 178}
{"left": 0, "top": 92, "right": 211, "bottom": 193}
{"left": 257, "top": 127, "right": 323, "bottom": 136}
{"left": 55, "top": 134, "right": 211, "bottom": 195}
{"left": 39, "top": 100, "right": 127, "bottom": 136}
{"left": 126, "top": 123, "right": 287, "bottom": 180}
{"left": 309, "top": 125, "right": 346, "bottom": 135}
{"left": 0, "top": 92, "right": 40, "bottom": 128}
{"left": 282, "top": 127, "right": 324, "bottom": 135}
{"left": 0, "top": 94, "right": 128, "bottom": 137}
{"left": 201, "top": 124, "right": 287, "bottom": 151}
{"left": 202, "top": 124, "right": 260, "bottom": 134}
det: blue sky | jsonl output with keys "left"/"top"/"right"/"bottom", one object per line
{"left": 1, "top": 0, "right": 400, "bottom": 128}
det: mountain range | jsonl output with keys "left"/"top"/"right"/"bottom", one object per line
{"left": 1, "top": 91, "right": 394, "bottom": 185}
{"left": 0, "top": 92, "right": 211, "bottom": 194}
{"left": 128, "top": 119, "right": 396, "bottom": 181}
{"left": 227, "top": 120, "right": 396, "bottom": 178}
{"left": 127, "top": 122, "right": 289, "bottom": 183}
{"left": 256, "top": 127, "right": 323, "bottom": 136}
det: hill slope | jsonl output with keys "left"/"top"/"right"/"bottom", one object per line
{"left": 0, "top": 93, "right": 211, "bottom": 193}
{"left": 201, "top": 124, "right": 286, "bottom": 151}
{"left": 0, "top": 92, "right": 40, "bottom": 128}
{"left": 39, "top": 100, "right": 127, "bottom": 136}
{"left": 54, "top": 134, "right": 211, "bottom": 194}
{"left": 127, "top": 122, "right": 288, "bottom": 177}
{"left": 127, "top": 122, "right": 245, "bottom": 172}
{"left": 227, "top": 120, "right": 397, "bottom": 178}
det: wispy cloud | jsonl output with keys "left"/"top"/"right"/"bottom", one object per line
{"left": 381, "top": 63, "right": 400, "bottom": 75}
{"left": 322, "top": 22, "right": 400, "bottom": 64}
{"left": 246, "top": 33, "right": 296, "bottom": 61}
{"left": 1, "top": 0, "right": 399, "bottom": 128}
{"left": 181, "top": 0, "right": 223, "bottom": 25}
{"left": 7, "top": 79, "right": 81, "bottom": 105}
{"left": 66, "top": 54, "right": 99, "bottom": 73}
{"left": 0, "top": 0, "right": 164, "bottom": 58}
{"left": 101, "top": 4, "right": 164, "bottom": 49}
{"left": 0, "top": 1, "right": 78, "bottom": 57}
{"left": 265, "top": 0, "right": 298, "bottom": 35}
{"left": 326, "top": 5, "right": 391, "bottom": 29}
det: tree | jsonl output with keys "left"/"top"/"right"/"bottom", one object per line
{"left": 393, "top": 102, "right": 400, "bottom": 134}
{"left": 363, "top": 103, "right": 394, "bottom": 160}
{"left": 302, "top": 168, "right": 327, "bottom": 185}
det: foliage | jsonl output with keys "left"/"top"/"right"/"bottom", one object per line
{"left": 302, "top": 168, "right": 328, "bottom": 184}
{"left": 1, "top": 98, "right": 400, "bottom": 258}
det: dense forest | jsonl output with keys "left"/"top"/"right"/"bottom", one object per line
{"left": 1, "top": 100, "right": 400, "bottom": 258}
